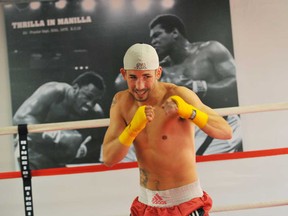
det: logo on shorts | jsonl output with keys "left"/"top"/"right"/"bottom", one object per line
{"left": 152, "top": 193, "right": 167, "bottom": 205}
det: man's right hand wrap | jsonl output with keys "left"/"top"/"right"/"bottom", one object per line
{"left": 119, "top": 105, "right": 147, "bottom": 146}
{"left": 170, "top": 95, "right": 208, "bottom": 128}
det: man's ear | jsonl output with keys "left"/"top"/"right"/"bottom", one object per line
{"left": 172, "top": 28, "right": 180, "bottom": 39}
{"left": 120, "top": 68, "right": 127, "bottom": 80}
{"left": 156, "top": 67, "right": 162, "bottom": 80}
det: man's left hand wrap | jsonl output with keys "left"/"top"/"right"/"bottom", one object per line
{"left": 170, "top": 95, "right": 208, "bottom": 128}
{"left": 119, "top": 106, "right": 147, "bottom": 146}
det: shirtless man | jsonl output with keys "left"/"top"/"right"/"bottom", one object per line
{"left": 13, "top": 71, "right": 106, "bottom": 169}
{"left": 149, "top": 14, "right": 242, "bottom": 155}
{"left": 103, "top": 43, "right": 232, "bottom": 215}
{"left": 114, "top": 14, "right": 242, "bottom": 156}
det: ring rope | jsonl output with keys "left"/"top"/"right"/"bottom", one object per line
{"left": 0, "top": 102, "right": 287, "bottom": 136}
{"left": 211, "top": 199, "right": 288, "bottom": 212}
{"left": 214, "top": 101, "right": 288, "bottom": 116}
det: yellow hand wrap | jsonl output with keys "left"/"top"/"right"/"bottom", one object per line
{"left": 119, "top": 105, "right": 147, "bottom": 147}
{"left": 170, "top": 95, "right": 208, "bottom": 128}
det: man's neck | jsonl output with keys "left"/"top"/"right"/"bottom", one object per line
{"left": 170, "top": 39, "right": 191, "bottom": 64}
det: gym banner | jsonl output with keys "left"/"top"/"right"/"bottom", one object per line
{"left": 3, "top": 0, "right": 242, "bottom": 170}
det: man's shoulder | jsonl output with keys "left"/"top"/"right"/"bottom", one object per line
{"left": 191, "top": 40, "right": 223, "bottom": 50}
{"left": 39, "top": 81, "right": 70, "bottom": 91}
{"left": 114, "top": 90, "right": 132, "bottom": 104}
{"left": 34, "top": 82, "right": 70, "bottom": 100}
{"left": 161, "top": 82, "right": 180, "bottom": 95}
{"left": 115, "top": 89, "right": 129, "bottom": 97}
{"left": 190, "top": 41, "right": 230, "bottom": 58}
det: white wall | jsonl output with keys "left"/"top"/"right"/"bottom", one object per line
{"left": 0, "top": 6, "right": 14, "bottom": 172}
{"left": 230, "top": 0, "right": 288, "bottom": 151}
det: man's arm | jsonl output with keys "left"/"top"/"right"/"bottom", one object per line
{"left": 102, "top": 92, "right": 154, "bottom": 166}
{"left": 167, "top": 86, "right": 232, "bottom": 139}
{"left": 203, "top": 41, "right": 238, "bottom": 107}
{"left": 13, "top": 82, "right": 67, "bottom": 142}
{"left": 102, "top": 93, "right": 135, "bottom": 166}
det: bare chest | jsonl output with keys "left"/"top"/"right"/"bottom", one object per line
{"left": 133, "top": 107, "right": 195, "bottom": 155}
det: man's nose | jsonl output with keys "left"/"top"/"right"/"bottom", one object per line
{"left": 135, "top": 79, "right": 144, "bottom": 89}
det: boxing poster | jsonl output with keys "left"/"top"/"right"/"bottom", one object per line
{"left": 3, "top": 0, "right": 242, "bottom": 170}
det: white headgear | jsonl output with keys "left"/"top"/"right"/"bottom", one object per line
{"left": 123, "top": 43, "right": 159, "bottom": 70}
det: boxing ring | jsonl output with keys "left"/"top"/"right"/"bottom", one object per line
{"left": 0, "top": 102, "right": 288, "bottom": 216}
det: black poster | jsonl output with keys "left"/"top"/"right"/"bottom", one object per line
{"left": 4, "top": 0, "right": 242, "bottom": 170}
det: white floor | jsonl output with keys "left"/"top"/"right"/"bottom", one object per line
{"left": 0, "top": 154, "right": 287, "bottom": 216}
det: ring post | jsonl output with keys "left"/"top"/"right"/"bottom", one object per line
{"left": 18, "top": 124, "right": 34, "bottom": 216}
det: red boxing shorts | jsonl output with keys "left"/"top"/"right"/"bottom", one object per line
{"left": 130, "top": 191, "right": 212, "bottom": 216}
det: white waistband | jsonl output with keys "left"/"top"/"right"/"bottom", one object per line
{"left": 139, "top": 180, "right": 203, "bottom": 208}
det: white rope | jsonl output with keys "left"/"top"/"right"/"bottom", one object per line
{"left": 211, "top": 199, "right": 288, "bottom": 212}
{"left": 0, "top": 118, "right": 110, "bottom": 136}
{"left": 0, "top": 102, "right": 287, "bottom": 136}
{"left": 214, "top": 102, "right": 288, "bottom": 116}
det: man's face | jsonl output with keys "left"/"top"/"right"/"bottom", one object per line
{"left": 122, "top": 69, "right": 160, "bottom": 102}
{"left": 150, "top": 24, "right": 174, "bottom": 59}
{"left": 74, "top": 83, "right": 103, "bottom": 115}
